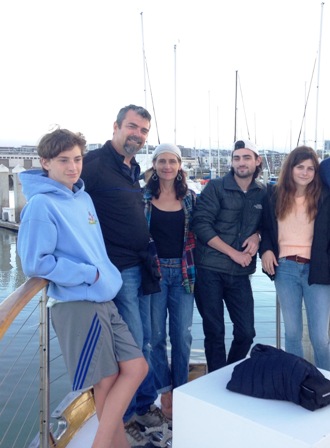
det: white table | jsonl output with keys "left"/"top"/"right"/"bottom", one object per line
{"left": 173, "top": 362, "right": 330, "bottom": 447}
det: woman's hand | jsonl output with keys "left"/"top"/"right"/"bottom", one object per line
{"left": 261, "top": 250, "right": 278, "bottom": 275}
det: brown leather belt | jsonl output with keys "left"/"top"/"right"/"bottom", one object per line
{"left": 285, "top": 255, "right": 310, "bottom": 264}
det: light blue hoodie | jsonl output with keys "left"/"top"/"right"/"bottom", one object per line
{"left": 17, "top": 170, "right": 123, "bottom": 302}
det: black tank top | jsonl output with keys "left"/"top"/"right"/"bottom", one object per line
{"left": 150, "top": 204, "right": 184, "bottom": 258}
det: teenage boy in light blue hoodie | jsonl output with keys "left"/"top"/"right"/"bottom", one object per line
{"left": 17, "top": 128, "right": 149, "bottom": 448}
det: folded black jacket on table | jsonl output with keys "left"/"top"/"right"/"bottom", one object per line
{"left": 226, "top": 344, "right": 330, "bottom": 411}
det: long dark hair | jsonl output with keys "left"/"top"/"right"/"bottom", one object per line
{"left": 145, "top": 168, "right": 188, "bottom": 200}
{"left": 275, "top": 146, "right": 321, "bottom": 221}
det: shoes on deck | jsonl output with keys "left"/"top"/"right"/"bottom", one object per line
{"left": 136, "top": 404, "right": 172, "bottom": 429}
{"left": 145, "top": 423, "right": 172, "bottom": 447}
{"left": 124, "top": 420, "right": 154, "bottom": 447}
{"left": 135, "top": 405, "right": 172, "bottom": 447}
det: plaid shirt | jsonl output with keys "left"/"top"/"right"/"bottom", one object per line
{"left": 143, "top": 188, "right": 196, "bottom": 294}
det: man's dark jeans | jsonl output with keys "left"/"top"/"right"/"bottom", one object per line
{"left": 195, "top": 267, "right": 256, "bottom": 372}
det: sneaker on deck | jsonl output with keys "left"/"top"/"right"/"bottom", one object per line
{"left": 124, "top": 420, "right": 154, "bottom": 447}
{"left": 145, "top": 423, "right": 172, "bottom": 447}
{"left": 135, "top": 404, "right": 172, "bottom": 429}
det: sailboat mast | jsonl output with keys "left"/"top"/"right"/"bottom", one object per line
{"left": 234, "top": 70, "right": 238, "bottom": 142}
{"left": 174, "top": 44, "right": 177, "bottom": 144}
{"left": 140, "top": 12, "right": 147, "bottom": 108}
{"left": 314, "top": 2, "right": 324, "bottom": 154}
{"left": 140, "top": 12, "right": 149, "bottom": 163}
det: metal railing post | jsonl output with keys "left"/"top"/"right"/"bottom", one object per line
{"left": 39, "top": 287, "right": 50, "bottom": 448}
{"left": 275, "top": 294, "right": 281, "bottom": 349}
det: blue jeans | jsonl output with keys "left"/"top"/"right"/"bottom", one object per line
{"left": 150, "top": 258, "right": 194, "bottom": 392}
{"left": 275, "top": 258, "right": 330, "bottom": 370}
{"left": 195, "top": 267, "right": 255, "bottom": 372}
{"left": 113, "top": 265, "right": 158, "bottom": 421}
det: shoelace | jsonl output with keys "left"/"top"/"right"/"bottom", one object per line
{"left": 148, "top": 406, "right": 172, "bottom": 425}
{"left": 145, "top": 423, "right": 172, "bottom": 447}
{"left": 125, "top": 422, "right": 145, "bottom": 442}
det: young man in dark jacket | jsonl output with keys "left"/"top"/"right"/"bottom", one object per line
{"left": 193, "top": 139, "right": 266, "bottom": 372}
{"left": 81, "top": 105, "right": 170, "bottom": 447}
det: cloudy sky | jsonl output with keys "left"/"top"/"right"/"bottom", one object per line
{"left": 0, "top": 0, "right": 329, "bottom": 151}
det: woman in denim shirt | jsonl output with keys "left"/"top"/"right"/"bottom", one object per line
{"left": 143, "top": 143, "right": 196, "bottom": 419}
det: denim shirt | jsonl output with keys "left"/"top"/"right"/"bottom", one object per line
{"left": 143, "top": 188, "right": 196, "bottom": 294}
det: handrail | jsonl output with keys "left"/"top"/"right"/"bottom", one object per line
{"left": 40, "top": 286, "right": 50, "bottom": 448}
{"left": 0, "top": 277, "right": 48, "bottom": 339}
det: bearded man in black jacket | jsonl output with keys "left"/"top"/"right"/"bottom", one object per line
{"left": 81, "top": 105, "right": 169, "bottom": 447}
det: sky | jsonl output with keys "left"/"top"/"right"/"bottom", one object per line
{"left": 0, "top": 0, "right": 329, "bottom": 152}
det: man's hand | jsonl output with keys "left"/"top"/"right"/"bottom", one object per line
{"left": 242, "top": 233, "right": 260, "bottom": 257}
{"left": 208, "top": 234, "right": 258, "bottom": 267}
{"left": 231, "top": 251, "right": 253, "bottom": 267}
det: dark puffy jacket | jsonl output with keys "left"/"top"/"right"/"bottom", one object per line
{"left": 193, "top": 172, "right": 266, "bottom": 275}
{"left": 227, "top": 344, "right": 330, "bottom": 411}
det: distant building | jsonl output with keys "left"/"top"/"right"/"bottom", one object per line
{"left": 324, "top": 140, "right": 330, "bottom": 157}
{"left": 259, "top": 150, "right": 287, "bottom": 176}
{"left": 20, "top": 145, "right": 37, "bottom": 152}
{"left": 86, "top": 143, "right": 102, "bottom": 152}
{"left": 1, "top": 142, "right": 328, "bottom": 177}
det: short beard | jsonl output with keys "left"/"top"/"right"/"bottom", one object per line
{"left": 232, "top": 166, "right": 255, "bottom": 179}
{"left": 234, "top": 171, "right": 252, "bottom": 179}
{"left": 123, "top": 137, "right": 143, "bottom": 156}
